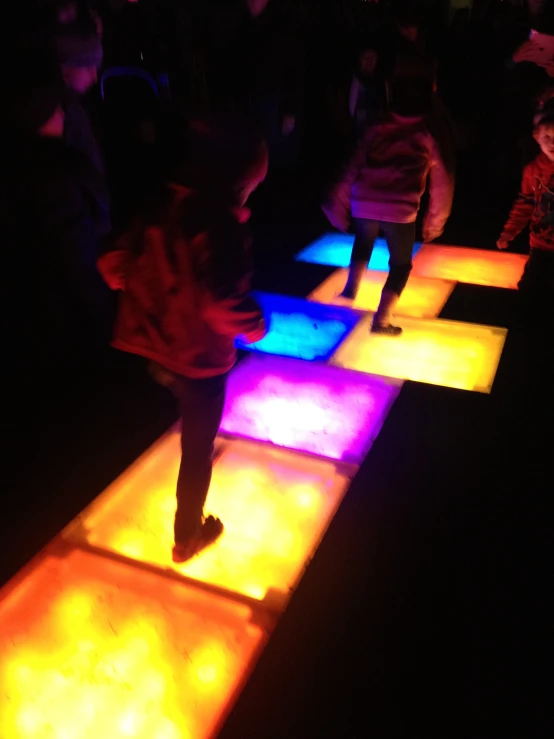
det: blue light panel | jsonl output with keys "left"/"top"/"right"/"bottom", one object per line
{"left": 236, "top": 292, "right": 362, "bottom": 362}
{"left": 295, "top": 233, "right": 422, "bottom": 271}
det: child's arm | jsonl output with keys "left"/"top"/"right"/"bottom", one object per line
{"left": 322, "top": 136, "right": 366, "bottom": 232}
{"left": 423, "top": 135, "right": 455, "bottom": 242}
{"left": 96, "top": 220, "right": 143, "bottom": 291}
{"left": 497, "top": 168, "right": 535, "bottom": 249}
{"left": 200, "top": 222, "right": 266, "bottom": 343}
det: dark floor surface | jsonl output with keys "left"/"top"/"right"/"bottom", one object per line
{"left": 3, "top": 156, "right": 553, "bottom": 738}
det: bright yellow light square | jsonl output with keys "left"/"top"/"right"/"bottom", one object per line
{"left": 330, "top": 314, "right": 507, "bottom": 393}
{"left": 65, "top": 435, "right": 351, "bottom": 607}
{"left": 0, "top": 547, "right": 266, "bottom": 739}
{"left": 412, "top": 245, "right": 527, "bottom": 288}
{"left": 308, "top": 268, "right": 455, "bottom": 318}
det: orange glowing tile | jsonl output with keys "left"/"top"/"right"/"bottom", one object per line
{"left": 0, "top": 547, "right": 266, "bottom": 739}
{"left": 331, "top": 314, "right": 507, "bottom": 393}
{"left": 412, "top": 244, "right": 527, "bottom": 288}
{"left": 308, "top": 268, "right": 455, "bottom": 318}
{"left": 65, "top": 437, "right": 351, "bottom": 607}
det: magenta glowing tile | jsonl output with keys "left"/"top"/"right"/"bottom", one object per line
{"left": 220, "top": 355, "right": 402, "bottom": 466}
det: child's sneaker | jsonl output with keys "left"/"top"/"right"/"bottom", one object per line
{"left": 172, "top": 516, "right": 224, "bottom": 564}
{"left": 371, "top": 321, "right": 402, "bottom": 336}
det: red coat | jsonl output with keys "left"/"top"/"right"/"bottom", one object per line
{"left": 98, "top": 184, "right": 264, "bottom": 378}
{"left": 323, "top": 113, "right": 454, "bottom": 240}
{"left": 501, "top": 152, "right": 554, "bottom": 251}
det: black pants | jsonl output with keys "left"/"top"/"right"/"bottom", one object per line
{"left": 149, "top": 363, "right": 228, "bottom": 543}
{"left": 519, "top": 248, "right": 554, "bottom": 294}
{"left": 352, "top": 218, "right": 415, "bottom": 295}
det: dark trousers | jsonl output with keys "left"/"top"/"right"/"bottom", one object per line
{"left": 352, "top": 218, "right": 415, "bottom": 295}
{"left": 519, "top": 248, "right": 554, "bottom": 294}
{"left": 149, "top": 363, "right": 228, "bottom": 543}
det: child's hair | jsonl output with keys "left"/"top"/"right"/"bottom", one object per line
{"left": 534, "top": 98, "right": 554, "bottom": 130}
{"left": 388, "top": 76, "right": 433, "bottom": 117}
{"left": 171, "top": 112, "right": 268, "bottom": 194}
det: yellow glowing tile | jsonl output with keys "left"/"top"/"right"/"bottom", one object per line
{"left": 331, "top": 314, "right": 507, "bottom": 393}
{"left": 65, "top": 437, "right": 351, "bottom": 607}
{"left": 412, "top": 244, "right": 527, "bottom": 288}
{"left": 308, "top": 268, "right": 455, "bottom": 318}
{"left": 0, "top": 547, "right": 266, "bottom": 739}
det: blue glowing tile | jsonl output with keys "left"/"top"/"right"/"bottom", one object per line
{"left": 235, "top": 292, "right": 362, "bottom": 362}
{"left": 295, "top": 232, "right": 422, "bottom": 271}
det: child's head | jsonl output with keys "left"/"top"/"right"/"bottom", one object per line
{"left": 174, "top": 113, "right": 268, "bottom": 206}
{"left": 54, "top": 24, "right": 103, "bottom": 94}
{"left": 388, "top": 76, "right": 433, "bottom": 118}
{"left": 357, "top": 46, "right": 379, "bottom": 79}
{"left": 534, "top": 101, "right": 554, "bottom": 162}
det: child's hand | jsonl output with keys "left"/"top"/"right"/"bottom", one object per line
{"left": 496, "top": 237, "right": 510, "bottom": 250}
{"left": 422, "top": 226, "right": 443, "bottom": 243}
{"left": 242, "top": 318, "right": 267, "bottom": 345}
{"left": 321, "top": 202, "right": 350, "bottom": 233}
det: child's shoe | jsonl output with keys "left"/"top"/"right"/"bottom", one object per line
{"left": 172, "top": 516, "right": 224, "bottom": 564}
{"left": 370, "top": 321, "right": 403, "bottom": 336}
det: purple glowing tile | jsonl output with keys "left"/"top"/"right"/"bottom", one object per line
{"left": 221, "top": 355, "right": 402, "bottom": 466}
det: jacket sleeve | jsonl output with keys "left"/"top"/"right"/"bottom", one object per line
{"left": 322, "top": 136, "right": 366, "bottom": 232}
{"left": 199, "top": 221, "right": 264, "bottom": 341}
{"left": 424, "top": 133, "right": 455, "bottom": 238}
{"left": 500, "top": 167, "right": 535, "bottom": 242}
{"left": 97, "top": 226, "right": 136, "bottom": 291}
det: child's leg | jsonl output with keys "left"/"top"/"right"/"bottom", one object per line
{"left": 173, "top": 372, "right": 228, "bottom": 548}
{"left": 517, "top": 248, "right": 554, "bottom": 323}
{"left": 341, "top": 218, "right": 380, "bottom": 299}
{"left": 372, "top": 221, "right": 415, "bottom": 335}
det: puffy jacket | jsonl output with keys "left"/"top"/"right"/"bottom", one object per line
{"left": 501, "top": 152, "right": 554, "bottom": 252}
{"left": 98, "top": 184, "right": 264, "bottom": 378}
{"left": 323, "top": 113, "right": 454, "bottom": 239}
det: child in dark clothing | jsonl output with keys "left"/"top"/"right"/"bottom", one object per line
{"left": 98, "top": 114, "right": 268, "bottom": 564}
{"left": 498, "top": 102, "right": 554, "bottom": 296}
{"left": 322, "top": 76, "right": 454, "bottom": 335}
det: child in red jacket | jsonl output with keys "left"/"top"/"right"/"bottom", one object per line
{"left": 323, "top": 76, "right": 454, "bottom": 335}
{"left": 497, "top": 102, "right": 554, "bottom": 295}
{"left": 98, "top": 114, "right": 267, "bottom": 564}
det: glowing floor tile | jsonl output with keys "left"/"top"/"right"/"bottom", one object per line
{"left": 331, "top": 315, "right": 507, "bottom": 393}
{"left": 69, "top": 437, "right": 351, "bottom": 605}
{"left": 0, "top": 547, "right": 265, "bottom": 739}
{"left": 308, "top": 268, "right": 455, "bottom": 319}
{"left": 220, "top": 354, "right": 401, "bottom": 465}
{"left": 235, "top": 291, "right": 362, "bottom": 361}
{"left": 412, "top": 244, "right": 527, "bottom": 288}
{"left": 295, "top": 232, "right": 422, "bottom": 270}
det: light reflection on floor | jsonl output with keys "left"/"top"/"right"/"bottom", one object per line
{"left": 331, "top": 314, "right": 507, "bottom": 393}
{"left": 221, "top": 355, "right": 401, "bottom": 464}
{"left": 412, "top": 244, "right": 527, "bottom": 288}
{"left": 70, "top": 437, "right": 351, "bottom": 604}
{"left": 308, "top": 268, "right": 455, "bottom": 318}
{"left": 0, "top": 548, "right": 265, "bottom": 739}
{"left": 295, "top": 232, "right": 422, "bottom": 270}
{"left": 235, "top": 292, "right": 361, "bottom": 361}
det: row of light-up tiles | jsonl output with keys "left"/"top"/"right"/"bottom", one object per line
{"left": 63, "top": 432, "right": 352, "bottom": 607}
{"left": 0, "top": 547, "right": 266, "bottom": 739}
{"left": 235, "top": 294, "right": 507, "bottom": 393}
{"left": 296, "top": 234, "right": 527, "bottom": 290}
{"left": 308, "top": 268, "right": 456, "bottom": 318}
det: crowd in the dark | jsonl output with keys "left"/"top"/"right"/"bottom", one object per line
{"left": 3, "top": 0, "right": 554, "bottom": 557}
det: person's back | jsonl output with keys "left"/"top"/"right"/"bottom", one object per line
{"left": 104, "top": 185, "right": 263, "bottom": 378}
{"left": 323, "top": 76, "right": 454, "bottom": 335}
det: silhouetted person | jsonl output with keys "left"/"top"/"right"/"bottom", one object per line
{"left": 98, "top": 114, "right": 268, "bottom": 564}
{"left": 323, "top": 76, "right": 454, "bottom": 336}
{"left": 54, "top": 22, "right": 110, "bottom": 236}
